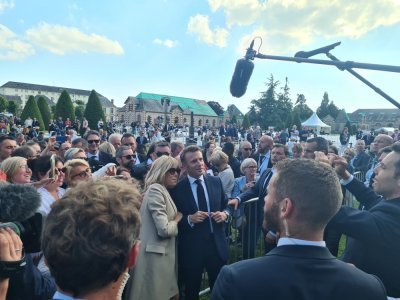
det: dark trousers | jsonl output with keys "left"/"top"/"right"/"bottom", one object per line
{"left": 179, "top": 236, "right": 225, "bottom": 300}
{"left": 242, "top": 199, "right": 264, "bottom": 259}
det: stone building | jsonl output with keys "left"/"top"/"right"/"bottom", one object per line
{"left": 117, "top": 92, "right": 220, "bottom": 127}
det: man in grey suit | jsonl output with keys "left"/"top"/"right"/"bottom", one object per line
{"left": 212, "top": 159, "right": 387, "bottom": 300}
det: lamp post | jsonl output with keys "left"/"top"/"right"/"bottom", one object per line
{"left": 161, "top": 97, "right": 170, "bottom": 127}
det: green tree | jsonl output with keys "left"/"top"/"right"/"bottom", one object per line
{"left": 75, "top": 105, "right": 85, "bottom": 121}
{"left": 292, "top": 111, "right": 302, "bottom": 131}
{"left": 7, "top": 101, "right": 17, "bottom": 115}
{"left": 84, "top": 90, "right": 105, "bottom": 130}
{"left": 327, "top": 101, "right": 340, "bottom": 119}
{"left": 285, "top": 112, "right": 293, "bottom": 129}
{"left": 55, "top": 90, "right": 75, "bottom": 122}
{"left": 20, "top": 96, "right": 45, "bottom": 130}
{"left": 37, "top": 96, "right": 52, "bottom": 130}
{"left": 293, "top": 94, "right": 313, "bottom": 121}
{"left": 242, "top": 113, "right": 250, "bottom": 129}
{"left": 317, "top": 92, "right": 330, "bottom": 119}
{"left": 276, "top": 77, "right": 293, "bottom": 129}
{"left": 0, "top": 96, "right": 7, "bottom": 112}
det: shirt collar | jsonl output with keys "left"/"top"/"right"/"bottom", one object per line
{"left": 278, "top": 237, "right": 326, "bottom": 247}
{"left": 188, "top": 174, "right": 205, "bottom": 185}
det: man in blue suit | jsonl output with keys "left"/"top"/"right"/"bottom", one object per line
{"left": 330, "top": 142, "right": 400, "bottom": 298}
{"left": 170, "top": 145, "right": 230, "bottom": 300}
{"left": 212, "top": 159, "right": 387, "bottom": 300}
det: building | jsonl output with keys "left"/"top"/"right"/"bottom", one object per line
{"left": 0, "top": 81, "right": 117, "bottom": 121}
{"left": 118, "top": 92, "right": 220, "bottom": 127}
{"left": 350, "top": 109, "right": 400, "bottom": 130}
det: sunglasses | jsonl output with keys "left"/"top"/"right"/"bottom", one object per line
{"left": 75, "top": 157, "right": 89, "bottom": 161}
{"left": 87, "top": 140, "right": 100, "bottom": 144}
{"left": 156, "top": 152, "right": 170, "bottom": 157}
{"left": 167, "top": 168, "right": 181, "bottom": 175}
{"left": 71, "top": 168, "right": 91, "bottom": 179}
{"left": 243, "top": 148, "right": 252, "bottom": 151}
{"left": 122, "top": 154, "right": 137, "bottom": 160}
{"left": 55, "top": 167, "right": 65, "bottom": 174}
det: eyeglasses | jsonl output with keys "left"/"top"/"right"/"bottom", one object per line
{"left": 19, "top": 165, "right": 31, "bottom": 171}
{"left": 167, "top": 167, "right": 181, "bottom": 175}
{"left": 156, "top": 152, "right": 170, "bottom": 157}
{"left": 122, "top": 154, "right": 137, "bottom": 160}
{"left": 87, "top": 140, "right": 100, "bottom": 144}
{"left": 71, "top": 168, "right": 91, "bottom": 179}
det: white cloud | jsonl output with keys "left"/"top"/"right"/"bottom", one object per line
{"left": 26, "top": 23, "right": 124, "bottom": 55}
{"left": 153, "top": 38, "right": 178, "bottom": 48}
{"left": 0, "top": 24, "right": 35, "bottom": 60}
{"left": 187, "top": 14, "right": 229, "bottom": 47}
{"left": 0, "top": 0, "right": 14, "bottom": 14}
{"left": 205, "top": 0, "right": 400, "bottom": 54}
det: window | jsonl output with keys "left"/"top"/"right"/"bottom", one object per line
{"left": 174, "top": 116, "right": 179, "bottom": 124}
{"left": 198, "top": 119, "right": 202, "bottom": 126}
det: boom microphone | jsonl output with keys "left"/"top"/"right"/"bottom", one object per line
{"left": 294, "top": 42, "right": 341, "bottom": 59}
{"left": 0, "top": 184, "right": 41, "bottom": 222}
{"left": 230, "top": 40, "right": 256, "bottom": 98}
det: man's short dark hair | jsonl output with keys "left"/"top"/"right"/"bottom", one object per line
{"left": 306, "top": 137, "right": 329, "bottom": 155}
{"left": 155, "top": 141, "right": 170, "bottom": 149}
{"left": 222, "top": 142, "right": 235, "bottom": 157}
{"left": 71, "top": 138, "right": 88, "bottom": 149}
{"left": 171, "top": 141, "right": 183, "bottom": 153}
{"left": 11, "top": 146, "right": 35, "bottom": 159}
{"left": 274, "top": 159, "right": 342, "bottom": 230}
{"left": 115, "top": 145, "right": 131, "bottom": 159}
{"left": 121, "top": 133, "right": 135, "bottom": 140}
{"left": 181, "top": 145, "right": 202, "bottom": 164}
{"left": 42, "top": 179, "right": 141, "bottom": 296}
{"left": 0, "top": 135, "right": 15, "bottom": 144}
{"left": 83, "top": 130, "right": 100, "bottom": 140}
{"left": 273, "top": 143, "right": 289, "bottom": 156}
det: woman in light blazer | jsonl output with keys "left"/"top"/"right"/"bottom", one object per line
{"left": 126, "top": 155, "right": 182, "bottom": 300}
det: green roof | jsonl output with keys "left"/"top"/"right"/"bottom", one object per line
{"left": 136, "top": 92, "right": 218, "bottom": 117}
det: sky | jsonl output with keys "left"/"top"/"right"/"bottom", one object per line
{"left": 1, "top": 0, "right": 400, "bottom": 115}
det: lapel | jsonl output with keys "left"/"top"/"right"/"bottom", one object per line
{"left": 203, "top": 175, "right": 214, "bottom": 212}
{"left": 161, "top": 185, "right": 177, "bottom": 215}
{"left": 183, "top": 177, "right": 199, "bottom": 212}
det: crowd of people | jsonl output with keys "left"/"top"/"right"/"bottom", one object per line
{"left": 0, "top": 115, "right": 399, "bottom": 300}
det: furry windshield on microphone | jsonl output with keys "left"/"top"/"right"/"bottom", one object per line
{"left": 0, "top": 184, "right": 41, "bottom": 222}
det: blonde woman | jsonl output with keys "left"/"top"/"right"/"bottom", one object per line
{"left": 0, "top": 156, "right": 32, "bottom": 184}
{"left": 63, "top": 159, "right": 92, "bottom": 188}
{"left": 126, "top": 155, "right": 182, "bottom": 300}
{"left": 98, "top": 141, "right": 116, "bottom": 157}
{"left": 210, "top": 150, "right": 235, "bottom": 198}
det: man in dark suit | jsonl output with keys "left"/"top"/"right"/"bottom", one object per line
{"left": 84, "top": 130, "right": 114, "bottom": 171}
{"left": 170, "top": 146, "right": 230, "bottom": 300}
{"left": 252, "top": 135, "right": 273, "bottom": 174}
{"left": 135, "top": 130, "right": 148, "bottom": 145}
{"left": 212, "top": 159, "right": 387, "bottom": 300}
{"left": 229, "top": 144, "right": 289, "bottom": 258}
{"left": 351, "top": 139, "right": 371, "bottom": 176}
{"left": 329, "top": 142, "right": 400, "bottom": 297}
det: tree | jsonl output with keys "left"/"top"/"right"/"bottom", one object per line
{"left": 292, "top": 111, "right": 302, "bottom": 131}
{"left": 55, "top": 90, "right": 75, "bottom": 122}
{"left": 75, "top": 105, "right": 85, "bottom": 121}
{"left": 37, "top": 96, "right": 52, "bottom": 130}
{"left": 242, "top": 113, "right": 250, "bottom": 129}
{"left": 327, "top": 101, "right": 340, "bottom": 119}
{"left": 7, "top": 101, "right": 17, "bottom": 115}
{"left": 84, "top": 90, "right": 105, "bottom": 130}
{"left": 285, "top": 112, "right": 293, "bottom": 129}
{"left": 293, "top": 94, "right": 313, "bottom": 121}
{"left": 0, "top": 96, "right": 7, "bottom": 112}
{"left": 317, "top": 92, "right": 330, "bottom": 119}
{"left": 20, "top": 96, "right": 45, "bottom": 130}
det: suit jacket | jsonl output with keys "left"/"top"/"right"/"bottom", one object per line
{"left": 329, "top": 177, "right": 400, "bottom": 297}
{"left": 211, "top": 245, "right": 387, "bottom": 300}
{"left": 237, "top": 168, "right": 273, "bottom": 228}
{"left": 136, "top": 135, "right": 148, "bottom": 145}
{"left": 252, "top": 152, "right": 273, "bottom": 172}
{"left": 352, "top": 151, "right": 371, "bottom": 173}
{"left": 127, "top": 183, "right": 179, "bottom": 300}
{"left": 170, "top": 175, "right": 229, "bottom": 264}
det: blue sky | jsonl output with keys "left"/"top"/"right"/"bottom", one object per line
{"left": 1, "top": 0, "right": 400, "bottom": 115}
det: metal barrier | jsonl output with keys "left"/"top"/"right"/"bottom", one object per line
{"left": 344, "top": 171, "right": 365, "bottom": 208}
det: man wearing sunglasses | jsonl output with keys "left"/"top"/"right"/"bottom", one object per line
{"left": 84, "top": 130, "right": 113, "bottom": 170}
{"left": 115, "top": 146, "right": 136, "bottom": 170}
{"left": 121, "top": 133, "right": 146, "bottom": 165}
{"left": 149, "top": 141, "right": 171, "bottom": 163}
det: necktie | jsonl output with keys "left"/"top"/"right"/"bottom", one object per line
{"left": 195, "top": 179, "right": 208, "bottom": 212}
{"left": 262, "top": 171, "right": 273, "bottom": 197}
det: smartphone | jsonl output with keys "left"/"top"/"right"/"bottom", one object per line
{"left": 50, "top": 131, "right": 57, "bottom": 137}
{"left": 0, "top": 222, "right": 20, "bottom": 236}
{"left": 49, "top": 155, "right": 56, "bottom": 179}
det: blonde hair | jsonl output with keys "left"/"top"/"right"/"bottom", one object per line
{"left": 63, "top": 159, "right": 90, "bottom": 184}
{"left": 144, "top": 156, "right": 179, "bottom": 191}
{"left": 240, "top": 158, "right": 257, "bottom": 174}
{"left": 210, "top": 150, "right": 228, "bottom": 167}
{"left": 0, "top": 157, "right": 28, "bottom": 183}
{"left": 99, "top": 142, "right": 116, "bottom": 157}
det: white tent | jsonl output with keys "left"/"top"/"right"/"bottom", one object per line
{"left": 301, "top": 112, "right": 331, "bottom": 134}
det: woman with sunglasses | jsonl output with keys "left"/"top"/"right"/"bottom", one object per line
{"left": 126, "top": 156, "right": 182, "bottom": 300}
{"left": 63, "top": 159, "right": 92, "bottom": 188}
{"left": 31, "top": 155, "right": 66, "bottom": 216}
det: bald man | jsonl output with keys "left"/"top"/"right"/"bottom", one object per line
{"left": 253, "top": 135, "right": 273, "bottom": 174}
